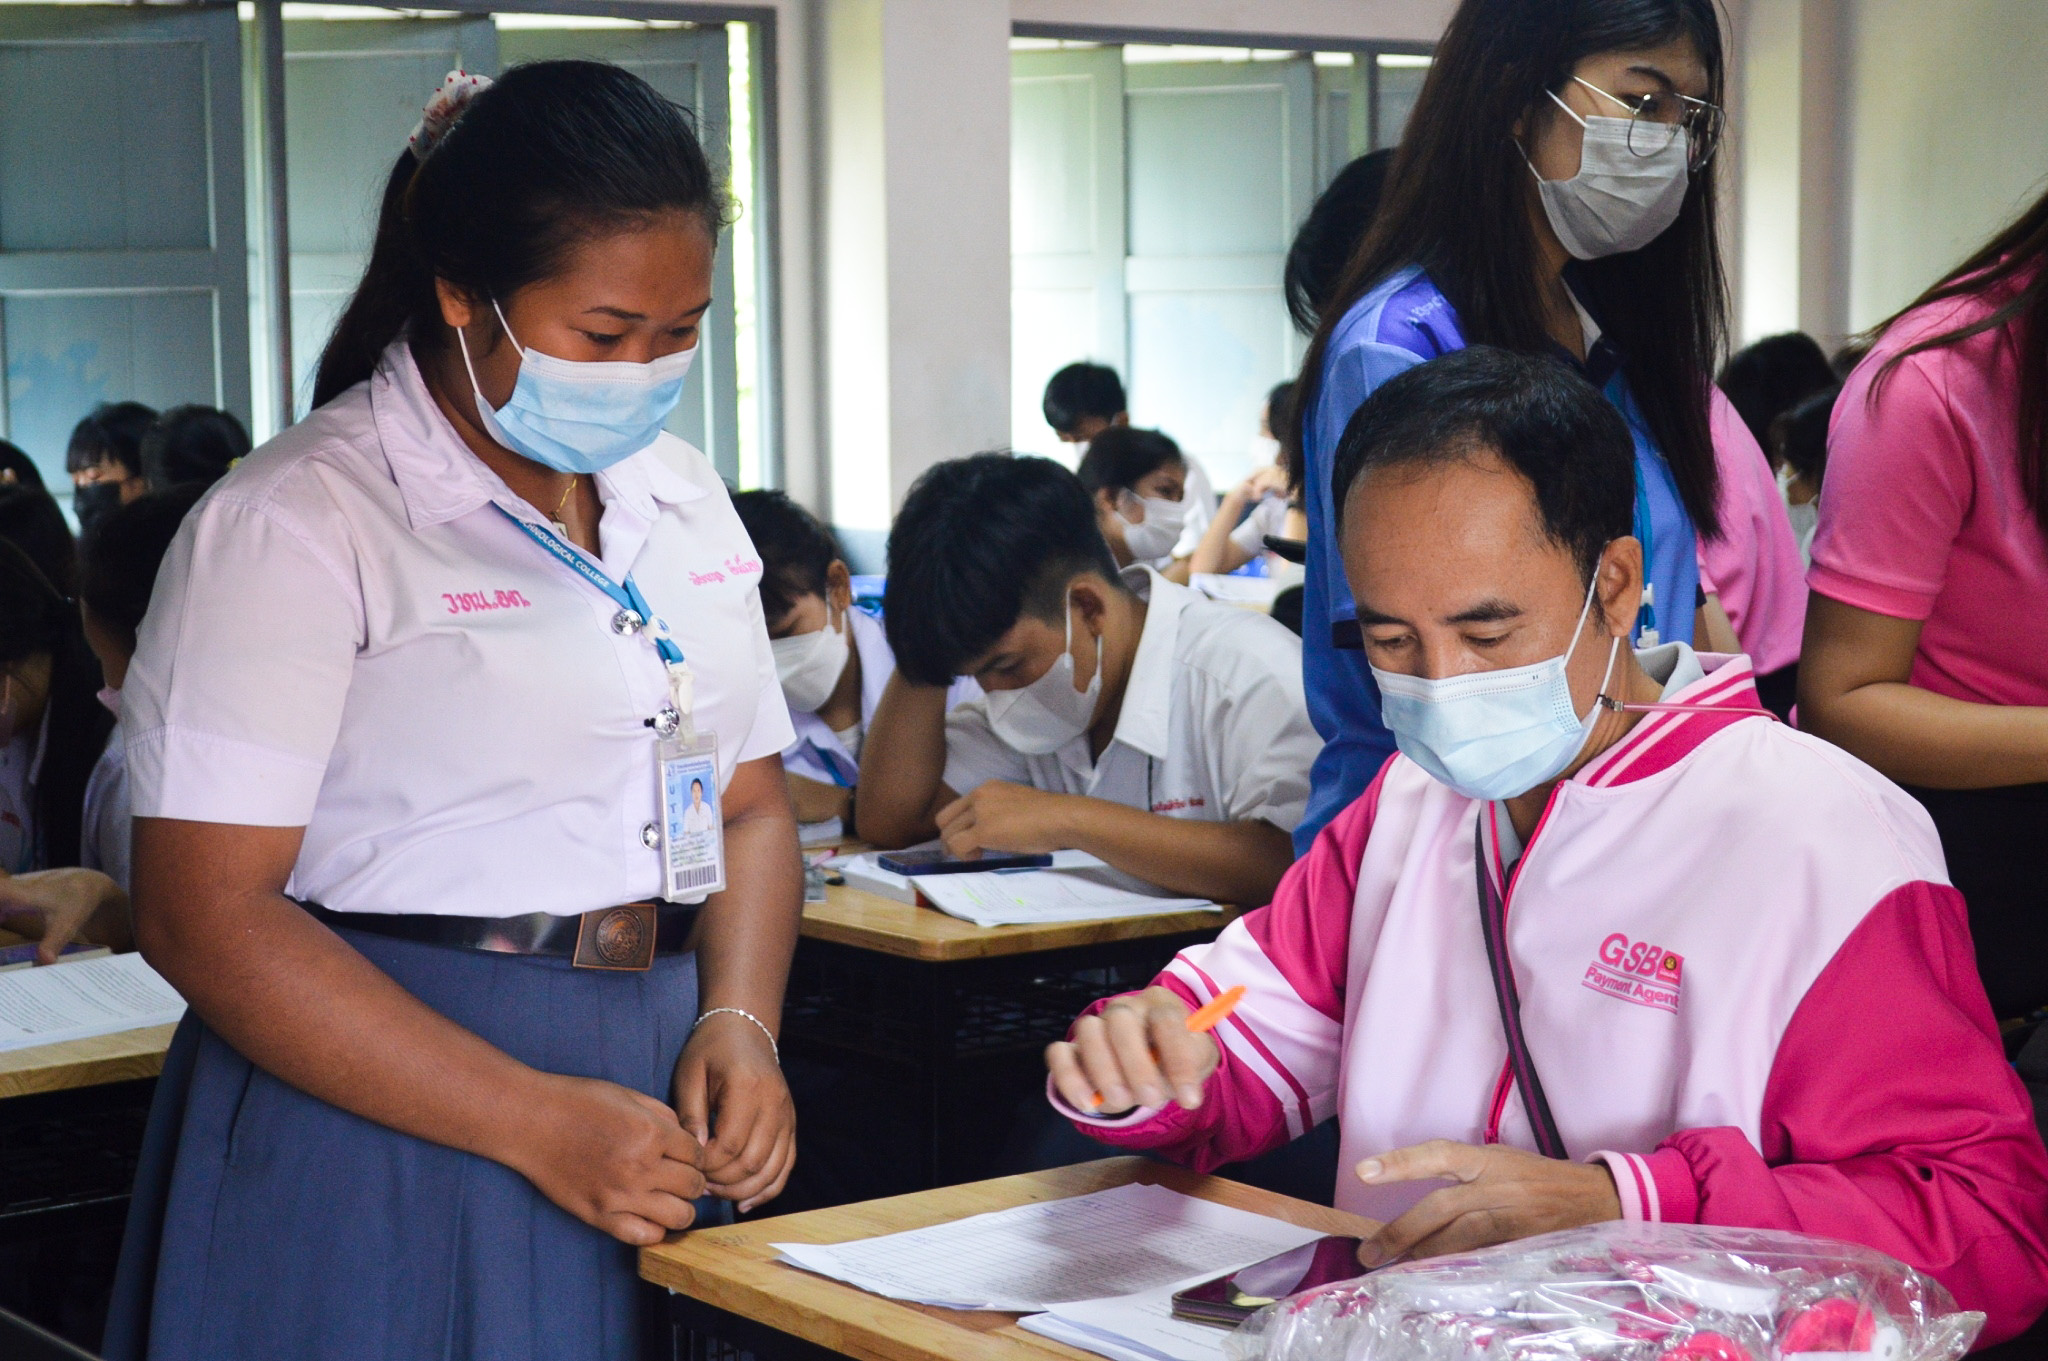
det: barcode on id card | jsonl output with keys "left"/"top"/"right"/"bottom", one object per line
{"left": 673, "top": 863, "right": 721, "bottom": 890}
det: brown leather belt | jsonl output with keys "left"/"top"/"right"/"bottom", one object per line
{"left": 300, "top": 900, "right": 697, "bottom": 971}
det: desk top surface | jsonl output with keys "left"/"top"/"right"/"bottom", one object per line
{"left": 797, "top": 847, "right": 1239, "bottom": 962}
{"left": 639, "top": 1156, "right": 1369, "bottom": 1361}
{"left": 0, "top": 1022, "right": 178, "bottom": 1100}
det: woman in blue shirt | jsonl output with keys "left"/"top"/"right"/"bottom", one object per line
{"left": 1288, "top": 0, "right": 1732, "bottom": 850}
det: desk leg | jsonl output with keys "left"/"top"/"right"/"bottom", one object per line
{"left": 665, "top": 1288, "right": 847, "bottom": 1361}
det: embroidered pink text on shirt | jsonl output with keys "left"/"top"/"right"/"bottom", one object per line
{"left": 724, "top": 554, "right": 762, "bottom": 576}
{"left": 1582, "top": 932, "right": 1683, "bottom": 1014}
{"left": 443, "top": 589, "right": 533, "bottom": 616}
{"left": 689, "top": 569, "right": 726, "bottom": 586}
{"left": 1151, "top": 796, "right": 1207, "bottom": 814}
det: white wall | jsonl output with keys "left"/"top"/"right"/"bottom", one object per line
{"left": 1011, "top": 0, "right": 1452, "bottom": 44}
{"left": 1842, "top": 0, "right": 2048, "bottom": 331}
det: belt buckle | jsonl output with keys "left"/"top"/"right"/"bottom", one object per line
{"left": 572, "top": 903, "right": 657, "bottom": 971}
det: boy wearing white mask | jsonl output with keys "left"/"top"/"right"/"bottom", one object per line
{"left": 857, "top": 454, "right": 1318, "bottom": 908}
{"left": 731, "top": 490, "right": 976, "bottom": 827}
{"left": 1045, "top": 349, "right": 2048, "bottom": 1343}
{"left": 1076, "top": 427, "right": 1196, "bottom": 583}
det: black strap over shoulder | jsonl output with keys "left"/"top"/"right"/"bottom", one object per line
{"left": 1473, "top": 815, "right": 1569, "bottom": 1159}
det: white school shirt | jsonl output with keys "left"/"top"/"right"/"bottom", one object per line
{"left": 1227, "top": 495, "right": 1293, "bottom": 555}
{"left": 80, "top": 729, "right": 130, "bottom": 892}
{"left": 781, "top": 606, "right": 980, "bottom": 788}
{"left": 941, "top": 566, "right": 1319, "bottom": 832}
{"left": 1169, "top": 456, "right": 1218, "bottom": 561}
{"left": 121, "top": 341, "right": 794, "bottom": 918}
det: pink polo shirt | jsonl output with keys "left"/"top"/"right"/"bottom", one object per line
{"left": 1697, "top": 388, "right": 1806, "bottom": 675}
{"left": 1810, "top": 272, "right": 2048, "bottom": 707}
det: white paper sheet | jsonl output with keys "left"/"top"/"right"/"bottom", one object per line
{"left": 0, "top": 952, "right": 186, "bottom": 1053}
{"left": 799, "top": 817, "right": 845, "bottom": 847}
{"left": 773, "top": 1183, "right": 1319, "bottom": 1312}
{"left": 1022, "top": 1282, "right": 1246, "bottom": 1361}
{"left": 913, "top": 866, "right": 1215, "bottom": 928}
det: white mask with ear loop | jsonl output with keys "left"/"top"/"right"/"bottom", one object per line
{"left": 771, "top": 604, "right": 853, "bottom": 714}
{"left": 1117, "top": 493, "right": 1187, "bottom": 562}
{"left": 1523, "top": 86, "right": 1691, "bottom": 260}
{"left": 985, "top": 589, "right": 1102, "bottom": 755}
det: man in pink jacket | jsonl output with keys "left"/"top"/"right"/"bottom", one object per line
{"left": 1047, "top": 347, "right": 2048, "bottom": 1346}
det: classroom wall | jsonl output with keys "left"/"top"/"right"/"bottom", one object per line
{"left": 1840, "top": 0, "right": 2048, "bottom": 331}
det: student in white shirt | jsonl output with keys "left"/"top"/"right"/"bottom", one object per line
{"left": 858, "top": 454, "right": 1320, "bottom": 907}
{"left": 1076, "top": 427, "right": 1197, "bottom": 584}
{"left": 103, "top": 65, "right": 799, "bottom": 1361}
{"left": 731, "top": 489, "right": 975, "bottom": 827}
{"left": 1190, "top": 382, "right": 1311, "bottom": 579}
{"left": 1042, "top": 361, "right": 1216, "bottom": 554}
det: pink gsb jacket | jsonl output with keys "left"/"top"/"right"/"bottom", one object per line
{"left": 1061, "top": 651, "right": 2048, "bottom": 1345}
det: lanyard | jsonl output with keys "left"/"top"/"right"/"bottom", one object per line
{"left": 495, "top": 506, "right": 685, "bottom": 668}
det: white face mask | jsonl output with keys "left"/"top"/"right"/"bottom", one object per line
{"left": 1249, "top": 434, "right": 1283, "bottom": 467}
{"left": 1117, "top": 493, "right": 1186, "bottom": 562}
{"left": 1371, "top": 572, "right": 1621, "bottom": 801}
{"left": 1526, "top": 85, "right": 1691, "bottom": 260}
{"left": 984, "top": 590, "right": 1102, "bottom": 755}
{"left": 771, "top": 605, "right": 852, "bottom": 714}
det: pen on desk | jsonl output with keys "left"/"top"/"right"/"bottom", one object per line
{"left": 1086, "top": 985, "right": 1246, "bottom": 1111}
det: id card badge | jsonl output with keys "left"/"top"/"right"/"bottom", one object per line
{"left": 659, "top": 730, "right": 726, "bottom": 900}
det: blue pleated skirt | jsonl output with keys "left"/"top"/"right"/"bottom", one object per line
{"left": 103, "top": 928, "right": 703, "bottom": 1361}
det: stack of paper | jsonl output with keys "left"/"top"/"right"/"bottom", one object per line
{"left": 914, "top": 866, "right": 1216, "bottom": 928}
{"left": 775, "top": 1183, "right": 1324, "bottom": 1361}
{"left": 0, "top": 952, "right": 186, "bottom": 1053}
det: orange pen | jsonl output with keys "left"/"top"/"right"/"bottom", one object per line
{"left": 1086, "top": 985, "right": 1246, "bottom": 1110}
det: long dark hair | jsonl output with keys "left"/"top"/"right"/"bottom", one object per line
{"left": 0, "top": 540, "right": 112, "bottom": 869}
{"left": 313, "top": 61, "right": 727, "bottom": 409}
{"left": 1871, "top": 182, "right": 2048, "bottom": 534}
{"left": 1291, "top": 0, "right": 1727, "bottom": 538}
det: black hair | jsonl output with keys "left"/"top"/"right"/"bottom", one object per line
{"left": 1075, "top": 427, "right": 1184, "bottom": 499}
{"left": 1296, "top": 0, "right": 1727, "bottom": 540}
{"left": 1870, "top": 180, "right": 2048, "bottom": 533}
{"left": 65, "top": 402, "right": 157, "bottom": 478}
{"left": 78, "top": 485, "right": 205, "bottom": 657}
{"left": 1332, "top": 347, "right": 1636, "bottom": 585}
{"left": 1770, "top": 385, "right": 1837, "bottom": 488}
{"left": 0, "top": 484, "right": 78, "bottom": 599}
{"left": 730, "top": 489, "right": 843, "bottom": 623}
{"left": 313, "top": 61, "right": 728, "bottom": 409}
{"left": 0, "top": 440, "right": 45, "bottom": 493}
{"left": 0, "top": 538, "right": 113, "bottom": 869}
{"left": 1285, "top": 148, "right": 1395, "bottom": 337}
{"left": 1716, "top": 332, "right": 1835, "bottom": 451}
{"left": 140, "top": 405, "right": 252, "bottom": 490}
{"left": 883, "top": 453, "right": 1121, "bottom": 686}
{"left": 1041, "top": 363, "right": 1127, "bottom": 435}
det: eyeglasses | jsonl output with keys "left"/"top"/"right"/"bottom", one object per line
{"left": 1572, "top": 75, "right": 1724, "bottom": 173}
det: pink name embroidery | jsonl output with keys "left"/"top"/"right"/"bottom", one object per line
{"left": 443, "top": 589, "right": 533, "bottom": 615}
{"left": 689, "top": 570, "right": 727, "bottom": 586}
{"left": 1150, "top": 796, "right": 1207, "bottom": 814}
{"left": 1581, "top": 932, "right": 1684, "bottom": 1014}
{"left": 725, "top": 554, "right": 762, "bottom": 576}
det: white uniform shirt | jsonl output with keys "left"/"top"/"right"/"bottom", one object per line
{"left": 122, "top": 342, "right": 793, "bottom": 917}
{"left": 1169, "top": 456, "right": 1218, "bottom": 561}
{"left": 781, "top": 606, "right": 979, "bottom": 788}
{"left": 941, "top": 567, "right": 1319, "bottom": 832}
{"left": 1227, "top": 495, "right": 1293, "bottom": 555}
{"left": 80, "top": 729, "right": 130, "bottom": 891}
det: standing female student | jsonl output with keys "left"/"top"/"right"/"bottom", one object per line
{"left": 1288, "top": 0, "right": 1731, "bottom": 849}
{"left": 104, "top": 64, "right": 801, "bottom": 1361}
{"left": 1800, "top": 184, "right": 2048, "bottom": 1074}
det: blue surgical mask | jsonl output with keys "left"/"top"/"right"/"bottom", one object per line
{"left": 458, "top": 300, "right": 695, "bottom": 474}
{"left": 1371, "top": 574, "right": 1622, "bottom": 801}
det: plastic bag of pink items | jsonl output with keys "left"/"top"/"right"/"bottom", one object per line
{"left": 1223, "top": 1223, "right": 1984, "bottom": 1361}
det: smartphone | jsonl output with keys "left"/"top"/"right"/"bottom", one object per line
{"left": 1170, "top": 1236, "right": 1366, "bottom": 1327}
{"left": 876, "top": 848, "right": 1053, "bottom": 875}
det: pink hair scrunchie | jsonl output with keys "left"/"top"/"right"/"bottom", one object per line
{"left": 407, "top": 69, "right": 493, "bottom": 163}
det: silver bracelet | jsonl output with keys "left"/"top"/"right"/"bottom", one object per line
{"left": 693, "top": 1006, "right": 779, "bottom": 1064}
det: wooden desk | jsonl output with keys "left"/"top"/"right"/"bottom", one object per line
{"left": 0, "top": 1024, "right": 177, "bottom": 1101}
{"left": 643, "top": 1156, "right": 1369, "bottom": 1361}
{"left": 802, "top": 879, "right": 1239, "bottom": 963}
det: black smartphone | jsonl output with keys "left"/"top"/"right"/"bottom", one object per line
{"left": 875, "top": 848, "right": 1054, "bottom": 875}
{"left": 1170, "top": 1236, "right": 1366, "bottom": 1327}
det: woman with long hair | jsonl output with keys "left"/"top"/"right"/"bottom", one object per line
{"left": 1287, "top": 0, "right": 1730, "bottom": 849}
{"left": 1800, "top": 184, "right": 2048, "bottom": 1085}
{"left": 104, "top": 63, "right": 801, "bottom": 1360}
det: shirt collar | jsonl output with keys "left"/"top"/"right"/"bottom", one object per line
{"left": 1574, "top": 646, "right": 1767, "bottom": 790}
{"left": 369, "top": 339, "right": 704, "bottom": 533}
{"left": 1106, "top": 565, "right": 1189, "bottom": 763}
